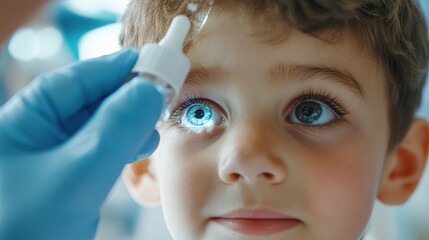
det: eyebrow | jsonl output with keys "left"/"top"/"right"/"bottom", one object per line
{"left": 185, "top": 65, "right": 228, "bottom": 87}
{"left": 267, "top": 64, "right": 365, "bottom": 99}
{"left": 185, "top": 64, "right": 365, "bottom": 99}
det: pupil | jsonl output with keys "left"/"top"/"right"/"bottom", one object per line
{"left": 194, "top": 109, "right": 205, "bottom": 119}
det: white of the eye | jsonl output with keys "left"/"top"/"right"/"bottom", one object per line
{"left": 289, "top": 101, "right": 336, "bottom": 125}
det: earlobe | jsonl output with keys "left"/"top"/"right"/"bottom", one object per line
{"left": 378, "top": 118, "right": 429, "bottom": 205}
{"left": 122, "top": 158, "right": 161, "bottom": 206}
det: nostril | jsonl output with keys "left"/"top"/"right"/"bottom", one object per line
{"left": 229, "top": 173, "right": 240, "bottom": 182}
{"left": 262, "top": 172, "right": 275, "bottom": 180}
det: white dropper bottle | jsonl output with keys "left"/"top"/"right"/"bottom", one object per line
{"left": 132, "top": 15, "right": 191, "bottom": 120}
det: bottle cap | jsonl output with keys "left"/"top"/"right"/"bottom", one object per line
{"left": 132, "top": 15, "right": 191, "bottom": 95}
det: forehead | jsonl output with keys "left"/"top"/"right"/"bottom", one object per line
{"left": 186, "top": 10, "right": 382, "bottom": 88}
{"left": 194, "top": 6, "right": 363, "bottom": 58}
{"left": 186, "top": 1, "right": 366, "bottom": 49}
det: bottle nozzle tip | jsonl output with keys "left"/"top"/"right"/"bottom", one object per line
{"left": 159, "top": 15, "right": 191, "bottom": 50}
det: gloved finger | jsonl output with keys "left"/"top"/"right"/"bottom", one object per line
{"left": 22, "top": 48, "right": 139, "bottom": 125}
{"left": 60, "top": 74, "right": 139, "bottom": 136}
{"left": 60, "top": 97, "right": 103, "bottom": 136}
{"left": 0, "top": 49, "right": 139, "bottom": 149}
{"left": 135, "top": 129, "right": 160, "bottom": 160}
{"left": 67, "top": 77, "right": 163, "bottom": 170}
{"left": 0, "top": 92, "right": 103, "bottom": 150}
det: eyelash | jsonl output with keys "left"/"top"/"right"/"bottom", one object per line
{"left": 170, "top": 93, "right": 203, "bottom": 119}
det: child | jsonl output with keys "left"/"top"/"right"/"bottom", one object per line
{"left": 120, "top": 0, "right": 429, "bottom": 239}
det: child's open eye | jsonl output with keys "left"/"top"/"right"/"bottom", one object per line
{"left": 181, "top": 102, "right": 223, "bottom": 128}
{"left": 169, "top": 97, "right": 225, "bottom": 134}
{"left": 286, "top": 91, "right": 348, "bottom": 127}
{"left": 289, "top": 100, "right": 335, "bottom": 125}
{"left": 183, "top": 104, "right": 213, "bottom": 126}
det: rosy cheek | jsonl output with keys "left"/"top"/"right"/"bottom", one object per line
{"left": 300, "top": 147, "right": 379, "bottom": 237}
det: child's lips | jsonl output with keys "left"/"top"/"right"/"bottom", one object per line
{"left": 211, "top": 208, "right": 302, "bottom": 236}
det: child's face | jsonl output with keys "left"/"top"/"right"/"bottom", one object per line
{"left": 149, "top": 12, "right": 391, "bottom": 240}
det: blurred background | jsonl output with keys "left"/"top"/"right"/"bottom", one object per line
{"left": 0, "top": 0, "right": 428, "bottom": 239}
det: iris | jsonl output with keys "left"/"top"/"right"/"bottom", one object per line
{"left": 185, "top": 104, "right": 213, "bottom": 126}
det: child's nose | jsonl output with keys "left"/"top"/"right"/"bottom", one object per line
{"left": 218, "top": 121, "right": 287, "bottom": 185}
{"left": 218, "top": 154, "right": 286, "bottom": 184}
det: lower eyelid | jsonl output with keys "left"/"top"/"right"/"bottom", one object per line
{"left": 286, "top": 116, "right": 349, "bottom": 135}
{"left": 285, "top": 122, "right": 349, "bottom": 143}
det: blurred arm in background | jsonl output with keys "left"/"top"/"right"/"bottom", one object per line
{"left": 0, "top": 0, "right": 48, "bottom": 44}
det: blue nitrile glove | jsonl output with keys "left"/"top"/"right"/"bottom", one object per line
{"left": 0, "top": 48, "right": 163, "bottom": 240}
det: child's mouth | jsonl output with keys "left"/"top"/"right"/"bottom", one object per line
{"left": 211, "top": 208, "right": 302, "bottom": 236}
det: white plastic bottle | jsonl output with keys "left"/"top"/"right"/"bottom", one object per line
{"left": 132, "top": 15, "right": 191, "bottom": 120}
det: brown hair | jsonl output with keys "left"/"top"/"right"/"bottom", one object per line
{"left": 120, "top": 0, "right": 429, "bottom": 150}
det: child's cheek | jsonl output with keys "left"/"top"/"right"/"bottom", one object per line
{"left": 299, "top": 142, "right": 383, "bottom": 239}
{"left": 154, "top": 129, "right": 217, "bottom": 237}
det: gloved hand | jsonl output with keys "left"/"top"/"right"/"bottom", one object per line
{"left": 0, "top": 48, "right": 163, "bottom": 240}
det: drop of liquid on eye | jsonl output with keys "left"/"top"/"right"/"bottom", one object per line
{"left": 184, "top": 0, "right": 213, "bottom": 38}
{"left": 187, "top": 3, "right": 199, "bottom": 13}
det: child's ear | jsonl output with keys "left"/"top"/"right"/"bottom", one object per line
{"left": 378, "top": 118, "right": 429, "bottom": 205}
{"left": 122, "top": 158, "right": 160, "bottom": 206}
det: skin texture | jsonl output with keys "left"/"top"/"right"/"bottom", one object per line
{"left": 123, "top": 10, "right": 429, "bottom": 240}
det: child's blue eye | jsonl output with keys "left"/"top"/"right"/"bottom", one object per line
{"left": 289, "top": 100, "right": 336, "bottom": 125}
{"left": 170, "top": 98, "right": 225, "bottom": 134}
{"left": 183, "top": 103, "right": 213, "bottom": 126}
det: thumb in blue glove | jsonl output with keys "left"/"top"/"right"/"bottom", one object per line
{"left": 0, "top": 48, "right": 163, "bottom": 239}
